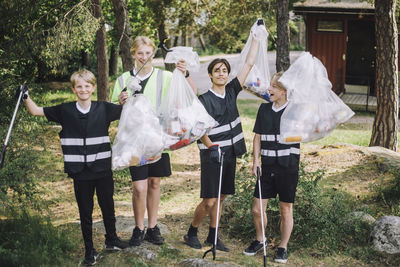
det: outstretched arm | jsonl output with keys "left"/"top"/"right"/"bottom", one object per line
{"left": 237, "top": 37, "right": 260, "bottom": 86}
{"left": 24, "top": 96, "right": 44, "bottom": 116}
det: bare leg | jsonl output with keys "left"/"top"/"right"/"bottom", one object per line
{"left": 132, "top": 180, "right": 148, "bottom": 230}
{"left": 191, "top": 198, "right": 218, "bottom": 227}
{"left": 209, "top": 194, "right": 226, "bottom": 228}
{"left": 279, "top": 201, "right": 293, "bottom": 248}
{"left": 252, "top": 197, "right": 269, "bottom": 242}
{"left": 147, "top": 177, "right": 161, "bottom": 228}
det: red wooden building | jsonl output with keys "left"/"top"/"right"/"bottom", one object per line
{"left": 293, "top": 0, "right": 375, "bottom": 96}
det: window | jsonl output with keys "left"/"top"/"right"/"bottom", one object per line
{"left": 317, "top": 20, "right": 344, "bottom": 33}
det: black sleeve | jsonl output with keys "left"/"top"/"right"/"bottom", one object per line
{"left": 106, "top": 102, "right": 122, "bottom": 122}
{"left": 230, "top": 77, "right": 243, "bottom": 97}
{"left": 43, "top": 104, "right": 63, "bottom": 124}
{"left": 253, "top": 104, "right": 265, "bottom": 134}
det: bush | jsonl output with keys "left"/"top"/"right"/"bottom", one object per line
{"left": 0, "top": 210, "right": 77, "bottom": 266}
{"left": 224, "top": 161, "right": 372, "bottom": 254}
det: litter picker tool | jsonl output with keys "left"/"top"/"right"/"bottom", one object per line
{"left": 257, "top": 166, "right": 267, "bottom": 266}
{"left": 0, "top": 84, "right": 27, "bottom": 169}
{"left": 203, "top": 152, "right": 225, "bottom": 261}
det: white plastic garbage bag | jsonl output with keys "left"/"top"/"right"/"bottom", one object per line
{"left": 278, "top": 52, "right": 355, "bottom": 144}
{"left": 159, "top": 46, "right": 217, "bottom": 150}
{"left": 112, "top": 93, "right": 164, "bottom": 170}
{"left": 231, "top": 19, "right": 270, "bottom": 95}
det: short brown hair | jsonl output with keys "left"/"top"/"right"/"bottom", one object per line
{"left": 271, "top": 71, "right": 286, "bottom": 91}
{"left": 70, "top": 69, "right": 96, "bottom": 88}
{"left": 130, "top": 36, "right": 155, "bottom": 55}
{"left": 207, "top": 58, "right": 231, "bottom": 74}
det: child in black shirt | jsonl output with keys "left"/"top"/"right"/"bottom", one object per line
{"left": 23, "top": 69, "right": 128, "bottom": 265}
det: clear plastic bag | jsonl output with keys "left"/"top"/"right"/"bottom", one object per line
{"left": 278, "top": 52, "right": 355, "bottom": 144}
{"left": 159, "top": 47, "right": 217, "bottom": 150}
{"left": 112, "top": 94, "right": 164, "bottom": 170}
{"left": 231, "top": 19, "right": 270, "bottom": 95}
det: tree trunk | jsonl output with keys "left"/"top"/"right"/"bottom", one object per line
{"left": 91, "top": 0, "right": 109, "bottom": 101}
{"left": 151, "top": 0, "right": 175, "bottom": 72}
{"left": 109, "top": 45, "right": 118, "bottom": 76}
{"left": 370, "top": 0, "right": 398, "bottom": 150}
{"left": 112, "top": 0, "right": 134, "bottom": 71}
{"left": 81, "top": 50, "right": 91, "bottom": 68}
{"left": 276, "top": 0, "right": 290, "bottom": 72}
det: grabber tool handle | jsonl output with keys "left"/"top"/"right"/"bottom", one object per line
{"left": 0, "top": 86, "right": 24, "bottom": 169}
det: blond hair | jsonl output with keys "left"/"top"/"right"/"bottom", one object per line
{"left": 70, "top": 69, "right": 96, "bottom": 88}
{"left": 130, "top": 36, "right": 155, "bottom": 54}
{"left": 271, "top": 71, "right": 286, "bottom": 91}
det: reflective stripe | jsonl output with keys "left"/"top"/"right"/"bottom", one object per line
{"left": 86, "top": 136, "right": 110, "bottom": 145}
{"left": 61, "top": 138, "right": 84, "bottom": 146}
{"left": 260, "top": 134, "right": 278, "bottom": 141}
{"left": 197, "top": 132, "right": 244, "bottom": 150}
{"left": 230, "top": 117, "right": 241, "bottom": 128}
{"left": 208, "top": 117, "right": 241, "bottom": 136}
{"left": 208, "top": 124, "right": 230, "bottom": 136}
{"left": 61, "top": 136, "right": 110, "bottom": 146}
{"left": 118, "top": 76, "right": 125, "bottom": 89}
{"left": 232, "top": 132, "right": 244, "bottom": 144}
{"left": 64, "top": 154, "right": 84, "bottom": 162}
{"left": 64, "top": 151, "right": 111, "bottom": 163}
{"left": 215, "top": 139, "right": 232, "bottom": 147}
{"left": 261, "top": 147, "right": 300, "bottom": 157}
{"left": 156, "top": 69, "right": 163, "bottom": 110}
{"left": 87, "top": 151, "right": 111, "bottom": 162}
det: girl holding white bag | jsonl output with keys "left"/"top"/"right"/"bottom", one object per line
{"left": 110, "top": 36, "right": 195, "bottom": 247}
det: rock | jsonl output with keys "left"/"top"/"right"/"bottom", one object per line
{"left": 92, "top": 215, "right": 170, "bottom": 235}
{"left": 346, "top": 211, "right": 375, "bottom": 226}
{"left": 370, "top": 215, "right": 400, "bottom": 254}
{"left": 123, "top": 246, "right": 157, "bottom": 261}
{"left": 179, "top": 258, "right": 240, "bottom": 267}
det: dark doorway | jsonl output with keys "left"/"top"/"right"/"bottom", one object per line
{"left": 345, "top": 20, "right": 375, "bottom": 95}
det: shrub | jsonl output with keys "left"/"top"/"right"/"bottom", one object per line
{"left": 224, "top": 161, "right": 371, "bottom": 254}
{"left": 0, "top": 210, "right": 77, "bottom": 266}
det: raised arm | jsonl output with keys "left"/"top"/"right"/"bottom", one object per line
{"left": 24, "top": 96, "right": 44, "bottom": 116}
{"left": 237, "top": 37, "right": 260, "bottom": 86}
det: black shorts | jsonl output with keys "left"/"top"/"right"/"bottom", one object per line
{"left": 129, "top": 153, "right": 171, "bottom": 181}
{"left": 200, "top": 152, "right": 237, "bottom": 198}
{"left": 253, "top": 167, "right": 299, "bottom": 203}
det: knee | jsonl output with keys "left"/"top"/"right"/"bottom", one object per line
{"left": 148, "top": 178, "right": 160, "bottom": 190}
{"left": 203, "top": 199, "right": 217, "bottom": 210}
{"left": 252, "top": 205, "right": 262, "bottom": 217}
{"left": 132, "top": 183, "right": 147, "bottom": 197}
{"left": 280, "top": 205, "right": 293, "bottom": 220}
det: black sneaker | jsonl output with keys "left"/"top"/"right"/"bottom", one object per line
{"left": 204, "top": 237, "right": 230, "bottom": 252}
{"left": 83, "top": 249, "right": 99, "bottom": 266}
{"left": 129, "top": 226, "right": 145, "bottom": 246}
{"left": 184, "top": 234, "right": 202, "bottom": 249}
{"left": 274, "top": 247, "right": 288, "bottom": 263}
{"left": 144, "top": 225, "right": 165, "bottom": 245}
{"left": 243, "top": 239, "right": 266, "bottom": 256}
{"left": 105, "top": 236, "right": 129, "bottom": 251}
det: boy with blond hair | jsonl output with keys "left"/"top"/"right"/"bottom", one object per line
{"left": 243, "top": 71, "right": 300, "bottom": 264}
{"left": 22, "top": 69, "right": 128, "bottom": 266}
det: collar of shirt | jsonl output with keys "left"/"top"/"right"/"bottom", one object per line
{"left": 76, "top": 102, "right": 91, "bottom": 114}
{"left": 272, "top": 101, "right": 288, "bottom": 112}
{"left": 133, "top": 67, "right": 154, "bottom": 81}
{"left": 209, "top": 88, "right": 226, "bottom": 99}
